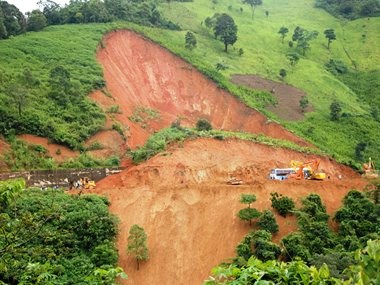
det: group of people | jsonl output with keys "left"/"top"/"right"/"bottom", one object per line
{"left": 69, "top": 177, "right": 91, "bottom": 190}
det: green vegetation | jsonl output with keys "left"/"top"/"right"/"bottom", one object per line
{"left": 127, "top": 224, "right": 149, "bottom": 270}
{"left": 315, "top": 0, "right": 380, "bottom": 19}
{"left": 205, "top": 240, "right": 380, "bottom": 284}
{"left": 4, "top": 138, "right": 119, "bottom": 171}
{"left": 185, "top": 31, "right": 197, "bottom": 50}
{"left": 270, "top": 192, "right": 295, "bottom": 217}
{"left": 196, "top": 118, "right": 212, "bottom": 131}
{"left": 256, "top": 210, "right": 279, "bottom": 234}
{"left": 129, "top": 126, "right": 326, "bottom": 165}
{"left": 0, "top": 23, "right": 109, "bottom": 150}
{"left": 213, "top": 13, "right": 237, "bottom": 52}
{"left": 237, "top": 194, "right": 260, "bottom": 225}
{"left": 206, "top": 191, "right": 380, "bottom": 284}
{"left": 151, "top": 0, "right": 380, "bottom": 166}
{"left": 0, "top": 178, "right": 126, "bottom": 284}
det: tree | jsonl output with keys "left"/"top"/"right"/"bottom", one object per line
{"left": 38, "top": 0, "right": 63, "bottom": 25}
{"left": 243, "top": 0, "right": 263, "bottom": 19}
{"left": 251, "top": 230, "right": 281, "bottom": 261}
{"left": 330, "top": 101, "right": 342, "bottom": 121}
{"left": 257, "top": 210, "right": 279, "bottom": 233}
{"left": 196, "top": 118, "right": 212, "bottom": 131}
{"left": 213, "top": 13, "right": 237, "bottom": 52}
{"left": 27, "top": 10, "right": 47, "bottom": 32}
{"left": 240, "top": 194, "right": 256, "bottom": 208}
{"left": 238, "top": 194, "right": 260, "bottom": 225}
{"left": 6, "top": 83, "right": 28, "bottom": 117}
{"left": 355, "top": 142, "right": 367, "bottom": 161}
{"left": 287, "top": 52, "right": 300, "bottom": 67}
{"left": 299, "top": 96, "right": 309, "bottom": 112}
{"left": 265, "top": 10, "right": 269, "bottom": 18}
{"left": 279, "top": 68, "right": 287, "bottom": 80}
{"left": 185, "top": 31, "right": 197, "bottom": 50}
{"left": 324, "top": 28, "right": 336, "bottom": 49}
{"left": 238, "top": 208, "right": 261, "bottom": 225}
{"left": 0, "top": 1, "right": 26, "bottom": 38}
{"left": 127, "top": 224, "right": 149, "bottom": 270}
{"left": 270, "top": 192, "right": 295, "bottom": 217}
{"left": 278, "top": 26, "right": 289, "bottom": 43}
{"left": 292, "top": 26, "right": 319, "bottom": 55}
{"left": 48, "top": 66, "right": 78, "bottom": 106}
{"left": 0, "top": 6, "right": 7, "bottom": 39}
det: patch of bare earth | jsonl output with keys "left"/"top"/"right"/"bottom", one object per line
{"left": 86, "top": 29, "right": 369, "bottom": 285}
{"left": 231, "top": 74, "right": 313, "bottom": 121}
{"left": 17, "top": 134, "right": 78, "bottom": 163}
{"left": 92, "top": 30, "right": 310, "bottom": 149}
{"left": 91, "top": 138, "right": 366, "bottom": 285}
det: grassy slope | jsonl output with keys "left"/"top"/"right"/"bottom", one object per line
{"left": 149, "top": 0, "right": 380, "bottom": 166}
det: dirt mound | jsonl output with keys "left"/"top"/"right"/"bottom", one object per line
{"left": 231, "top": 74, "right": 312, "bottom": 121}
{"left": 91, "top": 138, "right": 366, "bottom": 285}
{"left": 93, "top": 30, "right": 310, "bottom": 150}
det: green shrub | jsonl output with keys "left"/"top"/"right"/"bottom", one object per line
{"left": 257, "top": 210, "right": 279, "bottom": 234}
{"left": 251, "top": 230, "right": 281, "bottom": 261}
{"left": 325, "top": 59, "right": 348, "bottom": 75}
{"left": 196, "top": 119, "right": 212, "bottom": 131}
{"left": 281, "top": 232, "right": 311, "bottom": 261}
{"left": 86, "top": 141, "right": 104, "bottom": 151}
{"left": 270, "top": 192, "right": 295, "bottom": 217}
{"left": 0, "top": 181, "right": 123, "bottom": 284}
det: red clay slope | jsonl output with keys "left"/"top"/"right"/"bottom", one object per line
{"left": 95, "top": 30, "right": 308, "bottom": 149}
{"left": 91, "top": 30, "right": 367, "bottom": 285}
{"left": 92, "top": 138, "right": 365, "bottom": 285}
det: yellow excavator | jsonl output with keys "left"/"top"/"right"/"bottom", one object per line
{"left": 289, "top": 159, "right": 326, "bottom": 180}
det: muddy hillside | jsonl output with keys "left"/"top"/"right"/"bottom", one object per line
{"left": 93, "top": 30, "right": 308, "bottom": 149}
{"left": 90, "top": 30, "right": 367, "bottom": 285}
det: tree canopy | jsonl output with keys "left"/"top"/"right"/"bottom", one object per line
{"left": 0, "top": 179, "right": 125, "bottom": 284}
{"left": 213, "top": 13, "right": 237, "bottom": 52}
{"left": 127, "top": 224, "right": 149, "bottom": 270}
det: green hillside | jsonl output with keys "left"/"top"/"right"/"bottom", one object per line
{"left": 0, "top": 0, "right": 379, "bottom": 168}
{"left": 152, "top": 0, "right": 380, "bottom": 167}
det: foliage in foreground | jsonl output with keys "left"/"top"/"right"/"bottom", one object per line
{"left": 205, "top": 239, "right": 380, "bottom": 285}
{"left": 230, "top": 191, "right": 379, "bottom": 283}
{"left": 0, "top": 178, "right": 126, "bottom": 284}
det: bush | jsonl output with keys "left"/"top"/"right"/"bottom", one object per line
{"left": 257, "top": 210, "right": 279, "bottom": 233}
{"left": 251, "top": 230, "right": 281, "bottom": 261}
{"left": 196, "top": 119, "right": 212, "bottom": 131}
{"left": 325, "top": 59, "right": 348, "bottom": 75}
{"left": 281, "top": 232, "right": 310, "bottom": 261}
{"left": 270, "top": 192, "right": 295, "bottom": 217}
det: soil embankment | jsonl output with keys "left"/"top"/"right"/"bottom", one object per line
{"left": 92, "top": 138, "right": 365, "bottom": 285}
{"left": 89, "top": 30, "right": 368, "bottom": 285}
{"left": 93, "top": 30, "right": 309, "bottom": 150}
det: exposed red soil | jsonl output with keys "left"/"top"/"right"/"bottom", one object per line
{"left": 17, "top": 134, "right": 78, "bottom": 163}
{"left": 86, "top": 30, "right": 370, "bottom": 285}
{"left": 95, "top": 30, "right": 310, "bottom": 150}
{"left": 231, "top": 74, "right": 312, "bottom": 121}
{"left": 91, "top": 138, "right": 366, "bottom": 285}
